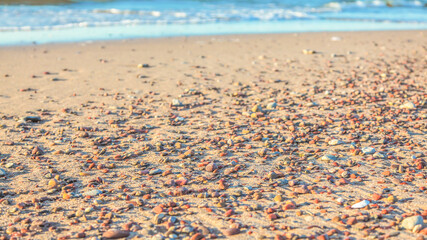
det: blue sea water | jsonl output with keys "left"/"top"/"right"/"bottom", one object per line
{"left": 0, "top": 0, "right": 426, "bottom": 45}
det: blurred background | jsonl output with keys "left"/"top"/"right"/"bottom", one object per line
{"left": 1, "top": 0, "right": 426, "bottom": 45}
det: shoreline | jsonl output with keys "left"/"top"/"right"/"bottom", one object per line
{"left": 1, "top": 21, "right": 427, "bottom": 46}
{"left": 2, "top": 28, "right": 426, "bottom": 49}
{"left": 0, "top": 30, "right": 426, "bottom": 239}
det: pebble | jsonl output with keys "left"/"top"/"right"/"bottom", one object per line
{"left": 373, "top": 152, "right": 385, "bottom": 159}
{"left": 268, "top": 213, "right": 278, "bottom": 220}
{"left": 385, "top": 195, "right": 397, "bottom": 203}
{"left": 266, "top": 102, "right": 277, "bottom": 110}
{"left": 6, "top": 227, "right": 16, "bottom": 235}
{"left": 151, "top": 234, "right": 164, "bottom": 240}
{"left": 0, "top": 168, "right": 6, "bottom": 177}
{"left": 401, "top": 215, "right": 423, "bottom": 230}
{"left": 361, "top": 147, "right": 376, "bottom": 154}
{"left": 48, "top": 178, "right": 59, "bottom": 188}
{"left": 149, "top": 169, "right": 163, "bottom": 175}
{"left": 85, "top": 207, "right": 95, "bottom": 213}
{"left": 102, "top": 229, "right": 130, "bottom": 239}
{"left": 168, "top": 216, "right": 177, "bottom": 224}
{"left": 302, "top": 49, "right": 316, "bottom": 54}
{"left": 75, "top": 232, "right": 86, "bottom": 238}
{"left": 351, "top": 200, "right": 370, "bottom": 209}
{"left": 251, "top": 104, "right": 262, "bottom": 112}
{"left": 190, "top": 233, "right": 204, "bottom": 240}
{"left": 205, "top": 163, "right": 217, "bottom": 172}
{"left": 320, "top": 154, "right": 337, "bottom": 161}
{"left": 32, "top": 146, "right": 44, "bottom": 155}
{"left": 23, "top": 116, "right": 41, "bottom": 122}
{"left": 331, "top": 36, "right": 341, "bottom": 41}
{"left": 372, "top": 193, "right": 382, "bottom": 201}
{"left": 347, "top": 217, "right": 357, "bottom": 225}
{"left": 153, "top": 213, "right": 165, "bottom": 224}
{"left": 75, "top": 210, "right": 84, "bottom": 217}
{"left": 267, "top": 171, "right": 278, "bottom": 180}
{"left": 341, "top": 170, "right": 349, "bottom": 178}
{"left": 328, "top": 139, "right": 343, "bottom": 145}
{"left": 5, "top": 162, "right": 14, "bottom": 168}
{"left": 400, "top": 101, "right": 416, "bottom": 109}
{"left": 306, "top": 102, "right": 318, "bottom": 107}
{"left": 388, "top": 231, "right": 400, "bottom": 237}
{"left": 172, "top": 99, "right": 183, "bottom": 106}
{"left": 223, "top": 228, "right": 240, "bottom": 236}
{"left": 273, "top": 195, "right": 283, "bottom": 202}
{"left": 137, "top": 63, "right": 150, "bottom": 68}
{"left": 83, "top": 189, "right": 102, "bottom": 197}
{"left": 153, "top": 205, "right": 164, "bottom": 214}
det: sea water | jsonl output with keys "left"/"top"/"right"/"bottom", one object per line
{"left": 0, "top": 0, "right": 426, "bottom": 45}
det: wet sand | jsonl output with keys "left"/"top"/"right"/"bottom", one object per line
{"left": 0, "top": 30, "right": 426, "bottom": 239}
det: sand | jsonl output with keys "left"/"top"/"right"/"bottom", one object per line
{"left": 0, "top": 30, "right": 426, "bottom": 240}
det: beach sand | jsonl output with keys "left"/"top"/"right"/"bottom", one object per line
{"left": 0, "top": 30, "right": 426, "bottom": 239}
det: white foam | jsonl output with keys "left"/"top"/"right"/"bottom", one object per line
{"left": 20, "top": 26, "right": 32, "bottom": 31}
{"left": 174, "top": 12, "right": 187, "bottom": 18}
{"left": 355, "top": 1, "right": 366, "bottom": 7}
{"left": 325, "top": 2, "right": 342, "bottom": 9}
{"left": 413, "top": 1, "right": 422, "bottom": 6}
{"left": 151, "top": 11, "right": 161, "bottom": 17}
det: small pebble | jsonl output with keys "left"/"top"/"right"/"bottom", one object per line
{"left": 48, "top": 178, "right": 59, "bottom": 188}
{"left": 102, "top": 229, "right": 130, "bottom": 239}
{"left": 0, "top": 168, "right": 6, "bottom": 177}
{"left": 320, "top": 154, "right": 337, "bottom": 161}
{"left": 361, "top": 147, "right": 376, "bottom": 154}
{"left": 351, "top": 200, "right": 370, "bottom": 209}
{"left": 328, "top": 139, "right": 342, "bottom": 145}
{"left": 266, "top": 102, "right": 277, "bottom": 110}
{"left": 23, "top": 116, "right": 41, "bottom": 122}
{"left": 400, "top": 101, "right": 416, "bottom": 109}
{"left": 206, "top": 163, "right": 217, "bottom": 172}
{"left": 83, "top": 189, "right": 102, "bottom": 197}
{"left": 223, "top": 228, "right": 240, "bottom": 236}
{"left": 172, "top": 99, "right": 183, "bottom": 106}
